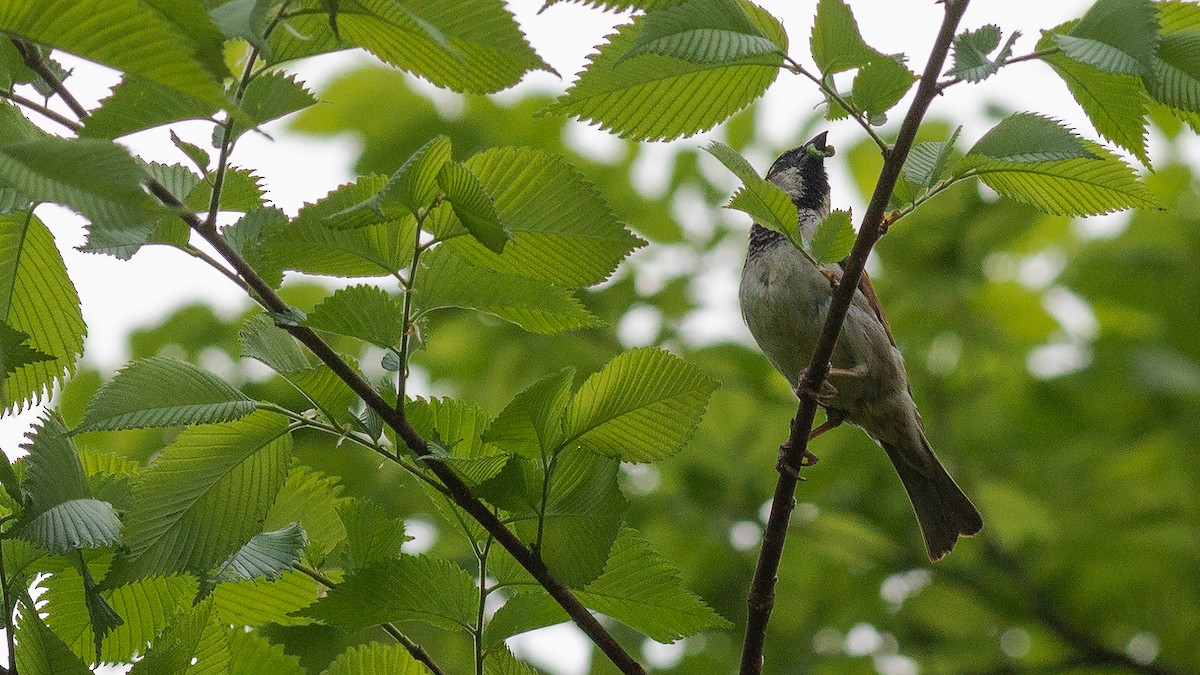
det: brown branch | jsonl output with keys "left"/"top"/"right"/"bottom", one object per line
{"left": 738, "top": 2, "right": 972, "bottom": 674}
{"left": 0, "top": 89, "right": 82, "bottom": 132}
{"left": 10, "top": 39, "right": 88, "bottom": 119}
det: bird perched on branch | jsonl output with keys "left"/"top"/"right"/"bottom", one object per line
{"left": 739, "top": 132, "right": 982, "bottom": 560}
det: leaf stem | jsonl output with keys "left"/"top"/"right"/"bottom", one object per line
{"left": 0, "top": 89, "right": 82, "bottom": 132}
{"left": 295, "top": 564, "right": 447, "bottom": 675}
{"left": 474, "top": 536, "right": 494, "bottom": 675}
{"left": 784, "top": 55, "right": 890, "bottom": 155}
{"left": 936, "top": 47, "right": 1059, "bottom": 91}
{"left": 740, "top": 2, "right": 971, "bottom": 673}
{"left": 180, "top": 243, "right": 253, "bottom": 294}
{"left": 205, "top": 46, "right": 261, "bottom": 233}
{"left": 11, "top": 39, "right": 88, "bottom": 119}
{"left": 0, "top": 536, "right": 14, "bottom": 674}
{"left": 397, "top": 214, "right": 425, "bottom": 412}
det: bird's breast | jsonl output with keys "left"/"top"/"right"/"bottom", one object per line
{"left": 739, "top": 243, "right": 831, "bottom": 386}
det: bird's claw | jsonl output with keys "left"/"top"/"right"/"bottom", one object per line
{"left": 776, "top": 440, "right": 819, "bottom": 477}
{"left": 796, "top": 371, "right": 838, "bottom": 404}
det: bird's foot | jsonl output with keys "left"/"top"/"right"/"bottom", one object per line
{"left": 808, "top": 409, "right": 846, "bottom": 440}
{"left": 795, "top": 371, "right": 838, "bottom": 404}
{"left": 776, "top": 440, "right": 819, "bottom": 478}
{"left": 828, "top": 363, "right": 868, "bottom": 379}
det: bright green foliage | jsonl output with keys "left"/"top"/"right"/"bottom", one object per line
{"left": 564, "top": 348, "right": 718, "bottom": 462}
{"left": 307, "top": 285, "right": 407, "bottom": 349}
{"left": 75, "top": 356, "right": 256, "bottom": 432}
{"left": 851, "top": 56, "right": 917, "bottom": 118}
{"left": 405, "top": 396, "right": 509, "bottom": 485}
{"left": 235, "top": 72, "right": 318, "bottom": 138}
{"left": 0, "top": 0, "right": 229, "bottom": 108}
{"left": 112, "top": 411, "right": 292, "bottom": 581}
{"left": 482, "top": 368, "right": 576, "bottom": 459}
{"left": 966, "top": 112, "right": 1097, "bottom": 163}
{"left": 431, "top": 147, "right": 645, "bottom": 287}
{"left": 809, "top": 0, "right": 883, "bottom": 74}
{"left": 302, "top": 555, "right": 477, "bottom": 631}
{"left": 705, "top": 141, "right": 802, "bottom": 249}
{"left": 901, "top": 127, "right": 961, "bottom": 189}
{"left": 415, "top": 247, "right": 602, "bottom": 334}
{"left": 1151, "top": 30, "right": 1200, "bottom": 113}
{"left": 0, "top": 320, "right": 52, "bottom": 392}
{"left": 186, "top": 167, "right": 266, "bottom": 213}
{"left": 239, "top": 313, "right": 315, "bottom": 374}
{"left": 214, "top": 523, "right": 308, "bottom": 583}
{"left": 810, "top": 209, "right": 856, "bottom": 264}
{"left": 620, "top": 0, "right": 782, "bottom": 64}
{"left": 223, "top": 207, "right": 289, "bottom": 288}
{"left": 334, "top": 498, "right": 409, "bottom": 570}
{"left": 264, "top": 467, "right": 349, "bottom": 556}
{"left": 1054, "top": 0, "right": 1159, "bottom": 79}
{"left": 437, "top": 161, "right": 512, "bottom": 253}
{"left": 81, "top": 77, "right": 217, "bottom": 139}
{"left": 15, "top": 601, "right": 92, "bottom": 675}
{"left": 321, "top": 643, "right": 430, "bottom": 675}
{"left": 212, "top": 571, "right": 321, "bottom": 628}
{"left": 483, "top": 646, "right": 539, "bottom": 675}
{"left": 948, "top": 25, "right": 1020, "bottom": 83}
{"left": 228, "top": 630, "right": 305, "bottom": 675}
{"left": 545, "top": 2, "right": 786, "bottom": 140}
{"left": 367, "top": 135, "right": 453, "bottom": 220}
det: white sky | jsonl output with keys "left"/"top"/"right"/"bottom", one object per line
{"left": 3, "top": 2, "right": 1111, "bottom": 671}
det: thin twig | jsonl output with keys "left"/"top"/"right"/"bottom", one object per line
{"left": 396, "top": 213, "right": 424, "bottom": 411}
{"left": 0, "top": 527, "right": 15, "bottom": 675}
{"left": 0, "top": 89, "right": 83, "bottom": 132}
{"left": 180, "top": 243, "right": 253, "bottom": 294}
{"left": 936, "top": 48, "right": 1059, "bottom": 91}
{"left": 11, "top": 39, "right": 88, "bottom": 119}
{"left": 205, "top": 47, "right": 260, "bottom": 233}
{"left": 784, "top": 55, "right": 890, "bottom": 155}
{"left": 295, "top": 564, "right": 448, "bottom": 675}
{"left": 739, "top": 3, "right": 971, "bottom": 673}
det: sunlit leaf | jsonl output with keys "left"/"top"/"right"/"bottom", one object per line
{"left": 620, "top": 0, "right": 781, "bottom": 64}
{"left": 809, "top": 0, "right": 882, "bottom": 74}
{"left": 438, "top": 161, "right": 511, "bottom": 252}
{"left": 851, "top": 56, "right": 917, "bottom": 116}
{"left": 948, "top": 24, "right": 1020, "bottom": 83}
{"left": 1052, "top": 0, "right": 1159, "bottom": 78}
{"left": 307, "top": 285, "right": 407, "bottom": 349}
{"left": 320, "top": 643, "right": 430, "bottom": 675}
{"left": 967, "top": 113, "right": 1098, "bottom": 163}
{"left": 810, "top": 208, "right": 855, "bottom": 263}
{"left": 302, "top": 555, "right": 476, "bottom": 631}
{"left": 482, "top": 368, "right": 576, "bottom": 459}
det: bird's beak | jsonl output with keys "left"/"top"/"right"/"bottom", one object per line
{"left": 807, "top": 131, "right": 829, "bottom": 152}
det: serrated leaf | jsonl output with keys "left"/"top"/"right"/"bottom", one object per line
{"left": 268, "top": 177, "right": 417, "bottom": 277}
{"left": 227, "top": 71, "right": 318, "bottom": 142}
{"left": 15, "top": 600, "right": 92, "bottom": 675}
{"left": 810, "top": 209, "right": 855, "bottom": 264}
{"left": 1052, "top": 0, "right": 1159, "bottom": 78}
{"left": 405, "top": 396, "right": 509, "bottom": 485}
{"left": 620, "top": 0, "right": 781, "bottom": 64}
{"left": 967, "top": 113, "right": 1098, "bottom": 163}
{"left": 544, "top": 2, "right": 784, "bottom": 140}
{"left": 76, "top": 356, "right": 255, "bottom": 432}
{"left": 948, "top": 25, "right": 1020, "bottom": 83}
{"left": 223, "top": 207, "right": 289, "bottom": 289}
{"left": 0, "top": 212, "right": 85, "bottom": 412}
{"left": 307, "top": 285, "right": 407, "bottom": 349}
{"left": 212, "top": 571, "right": 320, "bottom": 627}
{"left": 229, "top": 630, "right": 305, "bottom": 675}
{"left": 21, "top": 499, "right": 122, "bottom": 553}
{"left": 703, "top": 139, "right": 760, "bottom": 182}
{"left": 902, "top": 127, "right": 962, "bottom": 189}
{"left": 438, "top": 161, "right": 511, "bottom": 253}
{"left": 415, "top": 247, "right": 601, "bottom": 334}
{"left": 359, "top": 135, "right": 452, "bottom": 221}
{"left": 112, "top": 411, "right": 292, "bottom": 581}
{"left": 571, "top": 528, "right": 730, "bottom": 641}
{"left": 0, "top": 0, "right": 229, "bottom": 110}
{"left": 563, "top": 348, "right": 718, "bottom": 463}
{"left": 240, "top": 313, "right": 316, "bottom": 374}
{"left": 484, "top": 645, "right": 540, "bottom": 675}
{"left": 214, "top": 523, "right": 308, "bottom": 583}
{"left": 127, "top": 596, "right": 220, "bottom": 675}
{"left": 82, "top": 75, "right": 217, "bottom": 139}
{"left": 186, "top": 167, "right": 266, "bottom": 213}
{"left": 1149, "top": 30, "right": 1200, "bottom": 113}
{"left": 704, "top": 141, "right": 802, "bottom": 247}
{"left": 336, "top": 498, "right": 409, "bottom": 570}
{"left": 264, "top": 467, "right": 349, "bottom": 554}
{"left": 283, "top": 364, "right": 363, "bottom": 428}
{"left": 484, "top": 591, "right": 569, "bottom": 644}
{"left": 851, "top": 56, "right": 917, "bottom": 116}
{"left": 482, "top": 368, "right": 576, "bottom": 459}
{"left": 210, "top": 0, "right": 274, "bottom": 56}
{"left": 336, "top": 0, "right": 549, "bottom": 94}
{"left": 429, "top": 147, "right": 644, "bottom": 287}
{"left": 302, "top": 555, "right": 476, "bottom": 631}
{"left": 0, "top": 320, "right": 53, "bottom": 380}
{"left": 321, "top": 643, "right": 430, "bottom": 675}
{"left": 810, "top": 0, "right": 883, "bottom": 74}
{"left": 968, "top": 142, "right": 1157, "bottom": 216}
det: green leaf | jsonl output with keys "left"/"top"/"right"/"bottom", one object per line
{"left": 127, "top": 598, "right": 219, "bottom": 675}
{"left": 1043, "top": 51, "right": 1150, "bottom": 165}
{"left": 620, "top": 0, "right": 781, "bottom": 64}
{"left": 948, "top": 25, "right": 1020, "bottom": 83}
{"left": 563, "top": 348, "right": 718, "bottom": 463}
{"left": 415, "top": 247, "right": 601, "bottom": 334}
{"left": 240, "top": 313, "right": 316, "bottom": 374}
{"left": 82, "top": 75, "right": 219, "bottom": 139}
{"left": 902, "top": 127, "right": 961, "bottom": 189}
{"left": 484, "top": 591, "right": 568, "bottom": 644}
{"left": 575, "top": 528, "right": 730, "bottom": 641}
{"left": 17, "top": 413, "right": 122, "bottom": 553}
{"left": 429, "top": 147, "right": 644, "bottom": 287}
{"left": 0, "top": 0, "right": 229, "bottom": 110}
{"left": 214, "top": 523, "right": 308, "bottom": 583}
{"left": 484, "top": 645, "right": 540, "bottom": 675}
{"left": 268, "top": 177, "right": 417, "bottom": 277}
{"left": 0, "top": 212, "right": 85, "bottom": 412}
{"left": 967, "top": 113, "right": 1098, "bottom": 163}
{"left": 320, "top": 643, "right": 430, "bottom": 675}
{"left": 338, "top": 0, "right": 549, "bottom": 94}
{"left": 302, "top": 555, "right": 477, "bottom": 631}
{"left": 229, "top": 630, "right": 305, "bottom": 675}
{"left": 307, "top": 285, "right": 407, "bottom": 349}
{"left": 1160, "top": 0, "right": 1200, "bottom": 33}
{"left": 1052, "top": 0, "right": 1159, "bottom": 78}
{"left": 0, "top": 320, "right": 53, "bottom": 381}
{"left": 212, "top": 571, "right": 320, "bottom": 627}
{"left": 282, "top": 364, "right": 363, "bottom": 428}
{"left": 967, "top": 142, "right": 1158, "bottom": 216}
{"left": 810, "top": 0, "right": 883, "bottom": 74}
{"left": 705, "top": 141, "right": 802, "bottom": 247}
{"left": 1149, "top": 30, "right": 1200, "bottom": 113}
{"left": 209, "top": 0, "right": 274, "bottom": 57}
{"left": 702, "top": 139, "right": 761, "bottom": 183}
{"left": 851, "top": 56, "right": 917, "bottom": 117}
{"left": 223, "top": 207, "right": 289, "bottom": 289}
{"left": 544, "top": 2, "right": 785, "bottom": 140}
{"left": 482, "top": 368, "right": 576, "bottom": 459}
{"left": 186, "top": 167, "right": 266, "bottom": 213}
{"left": 0, "top": 137, "right": 162, "bottom": 226}
{"left": 335, "top": 498, "right": 409, "bottom": 570}
{"left": 76, "top": 356, "right": 256, "bottom": 432}
{"left": 364, "top": 135, "right": 453, "bottom": 221}
{"left": 230, "top": 72, "right": 318, "bottom": 141}
{"left": 438, "top": 161, "right": 511, "bottom": 253}
{"left": 405, "top": 396, "right": 509, "bottom": 485}
{"left": 15, "top": 601, "right": 92, "bottom": 675}
{"left": 112, "top": 411, "right": 292, "bottom": 581}
{"left": 810, "top": 209, "right": 855, "bottom": 264}
{"left": 264, "top": 467, "right": 349, "bottom": 555}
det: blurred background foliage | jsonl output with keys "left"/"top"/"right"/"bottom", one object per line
{"left": 57, "top": 66, "right": 1198, "bottom": 674}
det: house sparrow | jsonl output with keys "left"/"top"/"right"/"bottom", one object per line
{"left": 739, "top": 132, "right": 982, "bottom": 560}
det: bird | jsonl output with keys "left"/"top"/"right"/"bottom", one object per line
{"left": 738, "top": 132, "right": 983, "bottom": 560}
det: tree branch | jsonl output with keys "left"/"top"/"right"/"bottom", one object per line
{"left": 0, "top": 88, "right": 83, "bottom": 132}
{"left": 936, "top": 48, "right": 1059, "bottom": 91}
{"left": 11, "top": 39, "right": 88, "bottom": 120}
{"left": 739, "top": 3, "right": 971, "bottom": 674}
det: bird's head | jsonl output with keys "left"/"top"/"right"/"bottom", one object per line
{"left": 766, "top": 132, "right": 832, "bottom": 215}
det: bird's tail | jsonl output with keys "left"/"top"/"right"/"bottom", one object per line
{"left": 881, "top": 436, "right": 983, "bottom": 561}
